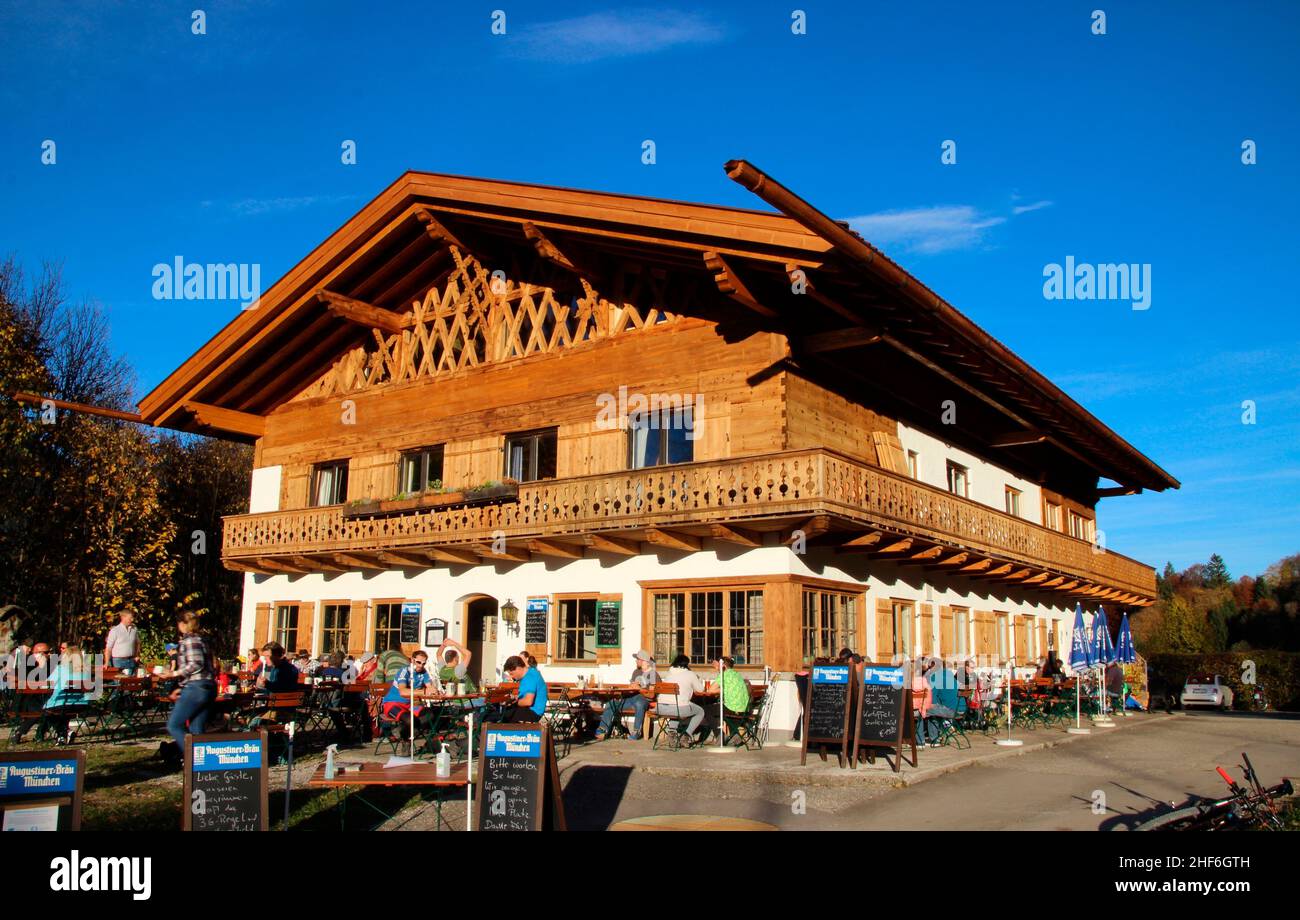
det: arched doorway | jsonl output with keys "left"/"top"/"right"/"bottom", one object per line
{"left": 461, "top": 596, "right": 499, "bottom": 686}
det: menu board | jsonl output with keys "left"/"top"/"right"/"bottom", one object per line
{"left": 850, "top": 665, "right": 915, "bottom": 773}
{"left": 474, "top": 723, "right": 565, "bottom": 831}
{"left": 0, "top": 749, "right": 85, "bottom": 831}
{"left": 400, "top": 602, "right": 422, "bottom": 644}
{"left": 595, "top": 601, "right": 621, "bottom": 648}
{"left": 183, "top": 732, "right": 268, "bottom": 832}
{"left": 525, "top": 599, "right": 548, "bottom": 645}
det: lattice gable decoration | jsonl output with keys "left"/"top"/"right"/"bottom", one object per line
{"left": 293, "top": 247, "right": 680, "bottom": 402}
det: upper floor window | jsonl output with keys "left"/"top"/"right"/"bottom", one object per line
{"left": 398, "top": 445, "right": 445, "bottom": 494}
{"left": 1005, "top": 486, "right": 1022, "bottom": 517}
{"left": 628, "top": 406, "right": 694, "bottom": 469}
{"left": 1044, "top": 501, "right": 1062, "bottom": 531}
{"left": 946, "top": 461, "right": 969, "bottom": 498}
{"left": 906, "top": 450, "right": 919, "bottom": 479}
{"left": 1068, "top": 510, "right": 1093, "bottom": 541}
{"left": 312, "top": 460, "right": 349, "bottom": 506}
{"left": 505, "top": 427, "right": 557, "bottom": 482}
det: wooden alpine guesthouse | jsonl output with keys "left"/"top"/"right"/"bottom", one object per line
{"left": 137, "top": 161, "right": 1178, "bottom": 735}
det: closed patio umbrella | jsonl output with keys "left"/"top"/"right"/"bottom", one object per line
{"left": 1092, "top": 607, "right": 1115, "bottom": 724}
{"left": 1067, "top": 603, "right": 1093, "bottom": 734}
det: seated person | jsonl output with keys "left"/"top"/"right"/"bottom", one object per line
{"left": 718, "top": 656, "right": 750, "bottom": 715}
{"left": 381, "top": 649, "right": 436, "bottom": 728}
{"left": 340, "top": 655, "right": 359, "bottom": 683}
{"left": 658, "top": 655, "right": 717, "bottom": 744}
{"left": 501, "top": 655, "right": 547, "bottom": 723}
{"left": 42, "top": 648, "right": 90, "bottom": 744}
{"left": 437, "top": 638, "right": 475, "bottom": 691}
{"left": 356, "top": 651, "right": 379, "bottom": 683}
{"left": 594, "top": 649, "right": 658, "bottom": 740}
{"left": 255, "top": 643, "right": 300, "bottom": 694}
{"left": 377, "top": 648, "right": 408, "bottom": 682}
{"left": 316, "top": 653, "right": 345, "bottom": 681}
{"left": 923, "top": 659, "right": 960, "bottom": 743}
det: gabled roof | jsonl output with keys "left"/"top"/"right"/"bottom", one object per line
{"left": 137, "top": 163, "right": 1177, "bottom": 493}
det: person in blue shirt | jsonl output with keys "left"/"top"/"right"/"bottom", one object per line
{"left": 503, "top": 655, "right": 546, "bottom": 722}
{"left": 922, "top": 659, "right": 960, "bottom": 744}
{"left": 43, "top": 648, "right": 90, "bottom": 744}
{"left": 382, "top": 648, "right": 436, "bottom": 726}
{"left": 256, "top": 643, "right": 300, "bottom": 693}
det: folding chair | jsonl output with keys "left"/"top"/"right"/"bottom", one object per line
{"left": 723, "top": 684, "right": 768, "bottom": 750}
{"left": 651, "top": 682, "right": 694, "bottom": 751}
{"left": 927, "top": 694, "right": 971, "bottom": 749}
{"left": 543, "top": 683, "right": 578, "bottom": 745}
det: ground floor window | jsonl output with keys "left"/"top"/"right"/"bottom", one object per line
{"left": 273, "top": 604, "right": 298, "bottom": 650}
{"left": 321, "top": 603, "right": 350, "bottom": 656}
{"left": 954, "top": 607, "right": 970, "bottom": 658}
{"left": 373, "top": 602, "right": 403, "bottom": 652}
{"left": 556, "top": 596, "right": 597, "bottom": 662}
{"left": 652, "top": 587, "right": 764, "bottom": 666}
{"left": 802, "top": 589, "right": 856, "bottom": 661}
{"left": 890, "top": 600, "right": 914, "bottom": 660}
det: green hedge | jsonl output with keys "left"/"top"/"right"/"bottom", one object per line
{"left": 1145, "top": 651, "right": 1300, "bottom": 712}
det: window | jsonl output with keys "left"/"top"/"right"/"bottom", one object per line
{"left": 652, "top": 588, "right": 764, "bottom": 666}
{"left": 946, "top": 461, "right": 969, "bottom": 498}
{"left": 628, "top": 405, "right": 694, "bottom": 469}
{"left": 1005, "top": 486, "right": 1022, "bottom": 517}
{"left": 1044, "top": 501, "right": 1062, "bottom": 531}
{"left": 906, "top": 450, "right": 919, "bottom": 480}
{"left": 1068, "top": 510, "right": 1093, "bottom": 541}
{"left": 556, "top": 597, "right": 598, "bottom": 662}
{"left": 802, "top": 589, "right": 857, "bottom": 661}
{"left": 321, "top": 603, "right": 350, "bottom": 656}
{"left": 373, "top": 602, "right": 403, "bottom": 652}
{"left": 953, "top": 607, "right": 970, "bottom": 657}
{"left": 504, "top": 427, "right": 557, "bottom": 482}
{"left": 891, "top": 601, "right": 914, "bottom": 659}
{"left": 995, "top": 612, "right": 1009, "bottom": 661}
{"left": 312, "top": 460, "right": 349, "bottom": 506}
{"left": 273, "top": 604, "right": 298, "bottom": 650}
{"left": 398, "top": 445, "right": 444, "bottom": 494}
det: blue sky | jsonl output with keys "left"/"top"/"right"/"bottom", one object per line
{"left": 2, "top": 1, "right": 1297, "bottom": 577}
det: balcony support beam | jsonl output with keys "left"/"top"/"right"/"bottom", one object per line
{"left": 708, "top": 524, "right": 763, "bottom": 548}
{"left": 471, "top": 543, "right": 534, "bottom": 563}
{"left": 379, "top": 550, "right": 436, "bottom": 569}
{"left": 645, "top": 529, "right": 702, "bottom": 553}
{"left": 427, "top": 547, "right": 481, "bottom": 565}
{"left": 583, "top": 533, "right": 641, "bottom": 556}
{"left": 785, "top": 515, "right": 831, "bottom": 545}
{"left": 334, "top": 553, "right": 388, "bottom": 571}
{"left": 528, "top": 539, "right": 585, "bottom": 560}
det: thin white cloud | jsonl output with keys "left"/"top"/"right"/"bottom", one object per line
{"left": 202, "top": 194, "right": 360, "bottom": 217}
{"left": 1012, "top": 199, "right": 1053, "bottom": 215}
{"left": 844, "top": 206, "right": 1007, "bottom": 255}
{"left": 508, "top": 9, "right": 726, "bottom": 63}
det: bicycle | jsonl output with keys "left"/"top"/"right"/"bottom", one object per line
{"left": 1135, "top": 752, "right": 1293, "bottom": 831}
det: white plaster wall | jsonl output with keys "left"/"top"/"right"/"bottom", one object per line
{"left": 896, "top": 422, "right": 1043, "bottom": 525}
{"left": 248, "top": 466, "right": 282, "bottom": 513}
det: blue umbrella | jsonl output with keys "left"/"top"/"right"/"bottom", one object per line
{"left": 1092, "top": 607, "right": 1115, "bottom": 665}
{"left": 1068, "top": 604, "right": 1093, "bottom": 671}
{"left": 1116, "top": 613, "right": 1137, "bottom": 664}
{"left": 1067, "top": 604, "right": 1093, "bottom": 731}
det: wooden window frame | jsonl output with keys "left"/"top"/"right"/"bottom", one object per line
{"left": 906, "top": 449, "right": 919, "bottom": 480}
{"left": 397, "top": 445, "right": 445, "bottom": 494}
{"left": 800, "top": 587, "right": 858, "bottom": 662}
{"left": 946, "top": 461, "right": 969, "bottom": 498}
{"left": 552, "top": 593, "right": 600, "bottom": 665}
{"left": 503, "top": 427, "right": 558, "bottom": 483}
{"left": 272, "top": 602, "right": 299, "bottom": 651}
{"left": 320, "top": 600, "right": 351, "bottom": 657}
{"left": 890, "top": 598, "right": 916, "bottom": 660}
{"left": 1043, "top": 500, "right": 1062, "bottom": 531}
{"left": 371, "top": 598, "right": 407, "bottom": 653}
{"left": 626, "top": 405, "right": 695, "bottom": 470}
{"left": 1005, "top": 485, "right": 1022, "bottom": 517}
{"left": 1068, "top": 509, "right": 1094, "bottom": 542}
{"left": 952, "top": 606, "right": 970, "bottom": 658}
{"left": 311, "top": 460, "right": 349, "bottom": 506}
{"left": 995, "top": 611, "right": 1009, "bottom": 662}
{"left": 645, "top": 584, "right": 767, "bottom": 668}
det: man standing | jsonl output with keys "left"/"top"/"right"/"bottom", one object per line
{"left": 594, "top": 649, "right": 657, "bottom": 740}
{"left": 104, "top": 609, "right": 140, "bottom": 672}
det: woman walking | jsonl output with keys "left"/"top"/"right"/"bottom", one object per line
{"left": 160, "top": 611, "right": 217, "bottom": 768}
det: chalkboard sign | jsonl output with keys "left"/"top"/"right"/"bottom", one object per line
{"left": 0, "top": 749, "right": 85, "bottom": 831}
{"left": 525, "top": 599, "right": 548, "bottom": 645}
{"left": 183, "top": 732, "right": 269, "bottom": 831}
{"left": 800, "top": 664, "right": 851, "bottom": 767}
{"left": 849, "top": 664, "right": 916, "bottom": 773}
{"left": 474, "top": 723, "right": 566, "bottom": 831}
{"left": 595, "top": 600, "right": 621, "bottom": 649}
{"left": 400, "top": 602, "right": 422, "bottom": 644}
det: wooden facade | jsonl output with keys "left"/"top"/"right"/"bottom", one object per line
{"left": 138, "top": 163, "right": 1176, "bottom": 686}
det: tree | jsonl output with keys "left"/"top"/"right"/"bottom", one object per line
{"left": 1158, "top": 562, "right": 1176, "bottom": 600}
{"left": 1205, "top": 553, "right": 1231, "bottom": 588}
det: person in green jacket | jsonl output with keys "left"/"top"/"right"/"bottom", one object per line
{"left": 717, "top": 657, "right": 751, "bottom": 715}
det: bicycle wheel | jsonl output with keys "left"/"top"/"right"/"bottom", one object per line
{"left": 1134, "top": 806, "right": 1210, "bottom": 831}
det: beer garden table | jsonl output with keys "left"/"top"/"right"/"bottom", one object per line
{"left": 308, "top": 759, "right": 471, "bottom": 831}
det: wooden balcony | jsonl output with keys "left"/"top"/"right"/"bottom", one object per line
{"left": 222, "top": 448, "right": 1156, "bottom": 603}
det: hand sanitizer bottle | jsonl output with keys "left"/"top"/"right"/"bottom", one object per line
{"left": 324, "top": 743, "right": 338, "bottom": 780}
{"left": 436, "top": 743, "right": 451, "bottom": 778}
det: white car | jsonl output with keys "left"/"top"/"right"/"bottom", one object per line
{"left": 1180, "top": 673, "right": 1234, "bottom": 710}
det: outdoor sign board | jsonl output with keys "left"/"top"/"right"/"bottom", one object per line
{"left": 800, "top": 663, "right": 851, "bottom": 767}
{"left": 595, "top": 600, "right": 621, "bottom": 648}
{"left": 473, "top": 722, "right": 565, "bottom": 831}
{"left": 850, "top": 664, "right": 916, "bottom": 773}
{"left": 400, "top": 601, "right": 422, "bottom": 644}
{"left": 182, "top": 731, "right": 269, "bottom": 831}
{"left": 0, "top": 749, "right": 85, "bottom": 831}
{"left": 525, "top": 598, "right": 548, "bottom": 645}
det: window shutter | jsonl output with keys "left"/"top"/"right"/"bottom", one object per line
{"left": 1015, "top": 615, "right": 1030, "bottom": 663}
{"left": 871, "top": 431, "right": 908, "bottom": 475}
{"left": 874, "top": 598, "right": 892, "bottom": 661}
{"left": 1037, "top": 619, "right": 1048, "bottom": 656}
{"left": 296, "top": 601, "right": 316, "bottom": 655}
{"left": 939, "top": 606, "right": 954, "bottom": 657}
{"left": 254, "top": 602, "right": 271, "bottom": 648}
{"left": 920, "top": 603, "right": 934, "bottom": 657}
{"left": 348, "top": 601, "right": 368, "bottom": 656}
{"left": 974, "top": 610, "right": 993, "bottom": 656}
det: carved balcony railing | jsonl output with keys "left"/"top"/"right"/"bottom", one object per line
{"left": 222, "top": 448, "right": 1156, "bottom": 598}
